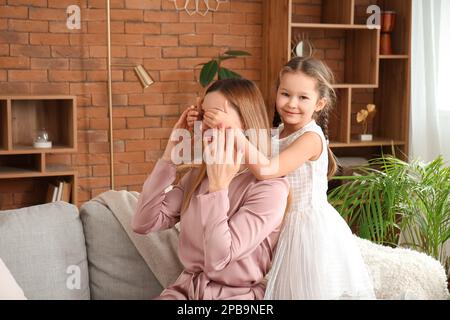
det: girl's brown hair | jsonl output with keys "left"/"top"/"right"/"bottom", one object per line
{"left": 277, "top": 56, "right": 338, "bottom": 179}
{"left": 180, "top": 78, "right": 273, "bottom": 213}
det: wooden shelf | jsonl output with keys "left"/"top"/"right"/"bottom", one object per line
{"left": 380, "top": 55, "right": 409, "bottom": 59}
{"left": 0, "top": 95, "right": 78, "bottom": 209}
{"left": 291, "top": 23, "right": 375, "bottom": 30}
{"left": 0, "top": 145, "right": 77, "bottom": 155}
{"left": 331, "top": 139, "right": 406, "bottom": 148}
{"left": 262, "top": 0, "right": 411, "bottom": 162}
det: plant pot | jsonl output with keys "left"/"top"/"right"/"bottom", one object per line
{"left": 359, "top": 134, "right": 373, "bottom": 142}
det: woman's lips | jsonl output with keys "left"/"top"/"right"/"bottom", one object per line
{"left": 284, "top": 110, "right": 300, "bottom": 115}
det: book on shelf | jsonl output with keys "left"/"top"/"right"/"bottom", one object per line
{"left": 45, "top": 183, "right": 58, "bottom": 203}
{"left": 45, "top": 180, "right": 72, "bottom": 203}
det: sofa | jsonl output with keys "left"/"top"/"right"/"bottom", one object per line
{"left": 0, "top": 199, "right": 449, "bottom": 300}
{"left": 0, "top": 201, "right": 163, "bottom": 300}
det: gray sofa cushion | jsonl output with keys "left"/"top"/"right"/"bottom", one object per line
{"left": 0, "top": 202, "right": 90, "bottom": 300}
{"left": 80, "top": 201, "right": 163, "bottom": 300}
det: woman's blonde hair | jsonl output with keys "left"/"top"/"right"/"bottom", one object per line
{"left": 277, "top": 56, "right": 338, "bottom": 179}
{"left": 180, "top": 78, "right": 272, "bottom": 213}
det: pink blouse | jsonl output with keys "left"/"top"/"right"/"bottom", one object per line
{"left": 132, "top": 159, "right": 289, "bottom": 300}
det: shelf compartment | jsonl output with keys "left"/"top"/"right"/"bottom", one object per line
{"left": 0, "top": 174, "right": 76, "bottom": 210}
{"left": 329, "top": 89, "right": 350, "bottom": 144}
{"left": 11, "top": 97, "right": 76, "bottom": 151}
{"left": 0, "top": 99, "right": 8, "bottom": 151}
{"left": 374, "top": 59, "right": 409, "bottom": 142}
{"left": 0, "top": 154, "right": 42, "bottom": 178}
{"left": 291, "top": 0, "right": 354, "bottom": 24}
{"left": 291, "top": 26, "right": 379, "bottom": 86}
{"left": 354, "top": 0, "right": 412, "bottom": 55}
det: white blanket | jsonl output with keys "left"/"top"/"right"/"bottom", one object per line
{"left": 92, "top": 190, "right": 183, "bottom": 288}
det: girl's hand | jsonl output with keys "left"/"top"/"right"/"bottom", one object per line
{"left": 186, "top": 97, "right": 203, "bottom": 129}
{"left": 204, "top": 128, "right": 244, "bottom": 193}
{"left": 203, "top": 101, "right": 240, "bottom": 129}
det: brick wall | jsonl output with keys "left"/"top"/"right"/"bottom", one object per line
{"left": 0, "top": 0, "right": 263, "bottom": 208}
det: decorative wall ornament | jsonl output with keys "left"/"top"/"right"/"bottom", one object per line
{"left": 169, "top": 0, "right": 229, "bottom": 16}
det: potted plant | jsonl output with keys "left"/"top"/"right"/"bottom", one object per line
{"left": 356, "top": 104, "right": 377, "bottom": 141}
{"left": 196, "top": 50, "right": 251, "bottom": 88}
{"left": 328, "top": 155, "right": 450, "bottom": 282}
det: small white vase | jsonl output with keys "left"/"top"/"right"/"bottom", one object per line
{"left": 359, "top": 134, "right": 373, "bottom": 142}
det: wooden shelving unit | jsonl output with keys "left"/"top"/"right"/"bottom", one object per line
{"left": 0, "top": 96, "right": 78, "bottom": 209}
{"left": 262, "top": 0, "right": 411, "bottom": 161}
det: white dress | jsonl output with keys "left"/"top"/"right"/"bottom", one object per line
{"left": 264, "top": 120, "right": 375, "bottom": 300}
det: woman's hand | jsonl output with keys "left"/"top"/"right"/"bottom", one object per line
{"left": 162, "top": 106, "right": 193, "bottom": 162}
{"left": 203, "top": 101, "right": 240, "bottom": 129}
{"left": 203, "top": 128, "right": 244, "bottom": 193}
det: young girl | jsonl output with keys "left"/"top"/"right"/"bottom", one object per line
{"left": 196, "top": 57, "right": 376, "bottom": 300}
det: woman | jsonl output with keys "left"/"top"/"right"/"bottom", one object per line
{"left": 132, "top": 79, "right": 290, "bottom": 300}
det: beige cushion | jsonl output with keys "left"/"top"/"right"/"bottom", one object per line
{"left": 0, "top": 258, "right": 26, "bottom": 300}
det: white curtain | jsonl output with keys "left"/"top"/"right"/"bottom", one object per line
{"left": 411, "top": 0, "right": 450, "bottom": 162}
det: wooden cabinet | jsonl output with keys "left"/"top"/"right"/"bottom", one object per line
{"left": 262, "top": 0, "right": 411, "bottom": 160}
{"left": 0, "top": 96, "right": 77, "bottom": 210}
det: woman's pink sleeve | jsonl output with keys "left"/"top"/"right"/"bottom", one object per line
{"left": 193, "top": 178, "right": 289, "bottom": 272}
{"left": 132, "top": 159, "right": 185, "bottom": 234}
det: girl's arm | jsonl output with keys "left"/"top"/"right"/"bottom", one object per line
{"left": 236, "top": 129, "right": 323, "bottom": 180}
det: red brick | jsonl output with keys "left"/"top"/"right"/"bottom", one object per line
{"left": 93, "top": 163, "right": 129, "bottom": 177}
{"left": 70, "top": 58, "right": 106, "bottom": 70}
{"left": 231, "top": 2, "right": 261, "bottom": 13}
{"left": 70, "top": 82, "right": 107, "bottom": 95}
{"left": 113, "top": 106, "right": 144, "bottom": 117}
{"left": 145, "top": 150, "right": 164, "bottom": 161}
{"left": 164, "top": 93, "right": 197, "bottom": 105}
{"left": 113, "top": 129, "right": 144, "bottom": 140}
{"left": 70, "top": 34, "right": 107, "bottom": 46}
{"left": 114, "top": 151, "right": 145, "bottom": 164}
{"left": 9, "top": 20, "right": 48, "bottom": 32}
{"left": 230, "top": 24, "right": 261, "bottom": 36}
{"left": 125, "top": 22, "right": 160, "bottom": 34}
{"left": 85, "top": 0, "right": 124, "bottom": 8}
{"left": 163, "top": 47, "right": 196, "bottom": 58}
{"left": 196, "top": 23, "right": 228, "bottom": 34}
{"left": 142, "top": 81, "right": 178, "bottom": 93}
{"left": 213, "top": 12, "right": 246, "bottom": 24}
{"left": 127, "top": 117, "right": 161, "bottom": 129}
{"left": 52, "top": 46, "right": 89, "bottom": 58}
{"left": 126, "top": 46, "right": 161, "bottom": 58}
{"left": 110, "top": 9, "right": 143, "bottom": 21}
{"left": 49, "top": 70, "right": 86, "bottom": 82}
{"left": 161, "top": 23, "right": 195, "bottom": 35}
{"left": 144, "top": 35, "right": 178, "bottom": 47}
{"left": 179, "top": 12, "right": 212, "bottom": 23}
{"left": 79, "top": 177, "right": 111, "bottom": 189}
{"left": 125, "top": 0, "right": 160, "bottom": 9}
{"left": 29, "top": 7, "right": 65, "bottom": 20}
{"left": 30, "top": 83, "right": 70, "bottom": 94}
{"left": 0, "top": 44, "right": 7, "bottom": 56}
{"left": 111, "top": 34, "right": 143, "bottom": 46}
{"left": 31, "top": 58, "right": 69, "bottom": 69}
{"left": 128, "top": 93, "right": 164, "bottom": 105}
{"left": 9, "top": 70, "right": 47, "bottom": 82}
{"left": 0, "top": 56, "right": 29, "bottom": 69}
{"left": 213, "top": 35, "right": 245, "bottom": 47}
{"left": 0, "top": 6, "right": 28, "bottom": 18}
{"left": 160, "top": 70, "right": 194, "bottom": 81}
{"left": 0, "top": 31, "right": 28, "bottom": 44}
{"left": 180, "top": 34, "right": 212, "bottom": 46}
{"left": 30, "top": 33, "right": 69, "bottom": 45}
{"left": 87, "top": 21, "right": 124, "bottom": 34}
{"left": 125, "top": 139, "right": 160, "bottom": 152}
{"left": 144, "top": 11, "right": 178, "bottom": 23}
{"left": 0, "top": 83, "right": 30, "bottom": 94}
{"left": 142, "top": 58, "right": 178, "bottom": 70}
{"left": 145, "top": 105, "right": 179, "bottom": 116}
{"left": 10, "top": 44, "right": 51, "bottom": 57}
{"left": 144, "top": 128, "right": 172, "bottom": 139}
{"left": 8, "top": 0, "right": 47, "bottom": 6}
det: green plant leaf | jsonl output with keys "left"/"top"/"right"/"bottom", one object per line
{"left": 218, "top": 67, "right": 242, "bottom": 80}
{"left": 200, "top": 60, "right": 219, "bottom": 87}
{"left": 223, "top": 50, "right": 251, "bottom": 57}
